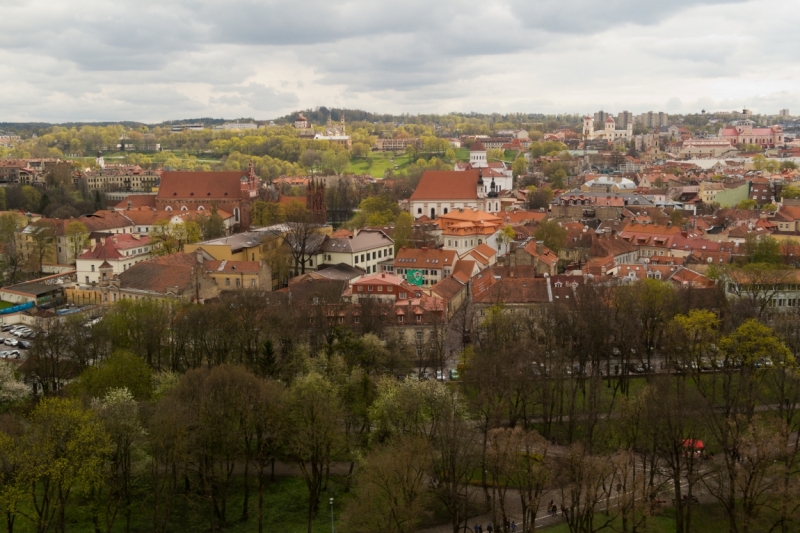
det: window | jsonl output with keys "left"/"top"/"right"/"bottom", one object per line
{"left": 358, "top": 286, "right": 363, "bottom": 292}
{"left": 236, "top": 279, "right": 240, "bottom": 287}
{"left": 416, "top": 331, "right": 423, "bottom": 341}
{"left": 225, "top": 278, "right": 231, "bottom": 286}
{"left": 361, "top": 254, "right": 365, "bottom": 262}
{"left": 372, "top": 252, "right": 376, "bottom": 260}
{"left": 338, "top": 317, "right": 343, "bottom": 324}
{"left": 251, "top": 279, "right": 256, "bottom": 287}
{"left": 400, "top": 292, "right": 407, "bottom": 299}
{"left": 368, "top": 285, "right": 373, "bottom": 292}
{"left": 309, "top": 259, "right": 313, "bottom": 266}
{"left": 387, "top": 286, "right": 393, "bottom": 292}
{"left": 85, "top": 276, "right": 89, "bottom": 284}
{"left": 91, "top": 265, "right": 95, "bottom": 272}
{"left": 354, "top": 316, "right": 360, "bottom": 323}
{"left": 355, "top": 255, "right": 359, "bottom": 263}
{"left": 398, "top": 315, "right": 404, "bottom": 323}
{"left": 416, "top": 314, "right": 422, "bottom": 322}
{"left": 377, "top": 286, "right": 383, "bottom": 292}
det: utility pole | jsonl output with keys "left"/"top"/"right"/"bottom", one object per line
{"left": 329, "top": 498, "right": 335, "bottom": 533}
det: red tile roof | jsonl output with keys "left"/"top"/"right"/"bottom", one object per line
{"left": 158, "top": 171, "right": 250, "bottom": 200}
{"left": 205, "top": 260, "right": 261, "bottom": 274}
{"left": 409, "top": 171, "right": 480, "bottom": 201}
{"left": 79, "top": 234, "right": 151, "bottom": 260}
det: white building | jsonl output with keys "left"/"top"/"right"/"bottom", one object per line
{"left": 582, "top": 115, "right": 632, "bottom": 142}
{"left": 313, "top": 229, "right": 395, "bottom": 275}
{"left": 76, "top": 234, "right": 154, "bottom": 285}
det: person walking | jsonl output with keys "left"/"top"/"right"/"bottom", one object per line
{"left": 510, "top": 520, "right": 517, "bottom": 533}
{"left": 487, "top": 523, "right": 493, "bottom": 533}
{"left": 474, "top": 524, "right": 480, "bottom": 533}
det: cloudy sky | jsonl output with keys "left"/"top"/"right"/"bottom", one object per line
{"left": 1, "top": 0, "right": 798, "bottom": 122}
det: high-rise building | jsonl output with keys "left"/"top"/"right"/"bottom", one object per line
{"left": 593, "top": 110, "right": 611, "bottom": 125}
{"left": 616, "top": 111, "right": 634, "bottom": 129}
{"left": 635, "top": 111, "right": 669, "bottom": 129}
{"left": 779, "top": 109, "right": 791, "bottom": 118}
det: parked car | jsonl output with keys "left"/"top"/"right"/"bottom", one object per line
{"left": 1, "top": 325, "right": 12, "bottom": 332}
{"left": 5, "top": 339, "right": 18, "bottom": 347}
{"left": 8, "top": 350, "right": 20, "bottom": 359}
{"left": 449, "top": 369, "right": 459, "bottom": 380}
{"left": 18, "top": 340, "right": 31, "bottom": 350}
{"left": 435, "top": 370, "right": 446, "bottom": 382}
{"left": 419, "top": 371, "right": 430, "bottom": 381}
{"left": 0, "top": 351, "right": 8, "bottom": 358}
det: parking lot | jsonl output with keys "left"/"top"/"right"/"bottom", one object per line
{"left": 0, "top": 324, "right": 34, "bottom": 361}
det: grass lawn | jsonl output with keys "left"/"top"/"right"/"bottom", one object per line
{"left": 346, "top": 152, "right": 412, "bottom": 177}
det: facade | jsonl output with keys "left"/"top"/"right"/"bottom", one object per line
{"left": 81, "top": 165, "right": 160, "bottom": 193}
{"left": 718, "top": 120, "right": 784, "bottom": 147}
{"left": 391, "top": 247, "right": 459, "bottom": 287}
{"left": 375, "top": 138, "right": 419, "bottom": 151}
{"left": 616, "top": 111, "right": 634, "bottom": 129}
{"left": 636, "top": 111, "right": 670, "bottom": 129}
{"left": 314, "top": 229, "right": 395, "bottom": 274}
{"left": 409, "top": 170, "right": 497, "bottom": 219}
{"left": 294, "top": 113, "right": 310, "bottom": 129}
{"left": 155, "top": 163, "right": 259, "bottom": 229}
{"left": 204, "top": 260, "right": 271, "bottom": 289}
{"left": 582, "top": 115, "right": 632, "bottom": 142}
{"left": 76, "top": 234, "right": 153, "bottom": 285}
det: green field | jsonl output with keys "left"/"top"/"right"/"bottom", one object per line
{"left": 346, "top": 152, "right": 412, "bottom": 177}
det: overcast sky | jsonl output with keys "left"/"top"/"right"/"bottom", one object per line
{"left": 1, "top": 0, "right": 798, "bottom": 122}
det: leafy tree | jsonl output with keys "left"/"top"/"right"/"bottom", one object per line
{"left": 17, "top": 398, "right": 111, "bottom": 533}
{"left": 251, "top": 200, "right": 285, "bottom": 226}
{"left": 780, "top": 161, "right": 798, "bottom": 171}
{"left": 74, "top": 350, "right": 153, "bottom": 401}
{"left": 342, "top": 437, "right": 433, "bottom": 533}
{"left": 198, "top": 206, "right": 226, "bottom": 240}
{"left": 669, "top": 209, "right": 685, "bottom": 227}
{"left": 284, "top": 203, "right": 321, "bottom": 275}
{"left": 393, "top": 212, "right": 413, "bottom": 251}
{"left": 511, "top": 156, "right": 527, "bottom": 178}
{"left": 487, "top": 149, "right": 504, "bottom": 162}
{"left": 0, "top": 363, "right": 29, "bottom": 407}
{"left": 736, "top": 199, "right": 758, "bottom": 210}
{"left": 285, "top": 372, "right": 343, "bottom": 533}
{"left": 28, "top": 219, "right": 56, "bottom": 274}
{"left": 151, "top": 220, "right": 201, "bottom": 255}
{"left": 526, "top": 186, "right": 554, "bottom": 210}
{"left": 65, "top": 221, "right": 88, "bottom": 263}
{"left": 348, "top": 195, "right": 399, "bottom": 228}
{"left": 495, "top": 225, "right": 515, "bottom": 255}
{"left": 551, "top": 168, "right": 567, "bottom": 189}
{"left": 743, "top": 235, "right": 782, "bottom": 264}
{"left": 533, "top": 219, "right": 567, "bottom": 253}
{"left": 781, "top": 185, "right": 800, "bottom": 199}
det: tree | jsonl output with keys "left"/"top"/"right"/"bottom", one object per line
{"left": 393, "top": 212, "right": 413, "bottom": 252}
{"left": 512, "top": 156, "right": 527, "bottom": 178}
{"left": 17, "top": 398, "right": 111, "bottom": 533}
{"left": 285, "top": 372, "right": 342, "bottom": 533}
{"left": 527, "top": 187, "right": 554, "bottom": 210}
{"left": 780, "top": 161, "right": 798, "bottom": 171}
{"left": 28, "top": 219, "right": 56, "bottom": 274}
{"left": 743, "top": 235, "right": 782, "bottom": 264}
{"left": 348, "top": 195, "right": 399, "bottom": 228}
{"left": 151, "top": 220, "right": 200, "bottom": 255}
{"left": 74, "top": 350, "right": 153, "bottom": 401}
{"left": 284, "top": 203, "right": 321, "bottom": 275}
{"left": 342, "top": 437, "right": 433, "bottom": 533}
{"left": 533, "top": 219, "right": 567, "bottom": 253}
{"left": 736, "top": 199, "right": 758, "bottom": 210}
{"left": 198, "top": 207, "right": 227, "bottom": 240}
{"left": 551, "top": 168, "right": 567, "bottom": 189}
{"left": 669, "top": 209, "right": 685, "bottom": 227}
{"left": 0, "top": 363, "right": 28, "bottom": 406}
{"left": 488, "top": 149, "right": 505, "bottom": 162}
{"left": 65, "top": 221, "right": 88, "bottom": 264}
{"left": 91, "top": 388, "right": 145, "bottom": 533}
{"left": 251, "top": 200, "right": 284, "bottom": 226}
{"left": 495, "top": 225, "right": 515, "bottom": 255}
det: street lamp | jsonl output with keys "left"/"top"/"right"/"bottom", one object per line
{"left": 329, "top": 498, "right": 335, "bottom": 533}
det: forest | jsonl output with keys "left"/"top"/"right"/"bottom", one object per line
{"left": 0, "top": 274, "right": 798, "bottom": 533}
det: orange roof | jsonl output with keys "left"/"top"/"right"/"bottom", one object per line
{"left": 158, "top": 170, "right": 252, "bottom": 200}
{"left": 395, "top": 247, "right": 458, "bottom": 267}
{"left": 113, "top": 195, "right": 157, "bottom": 210}
{"left": 205, "top": 260, "right": 262, "bottom": 274}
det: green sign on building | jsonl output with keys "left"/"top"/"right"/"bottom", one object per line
{"left": 405, "top": 269, "right": 424, "bottom": 286}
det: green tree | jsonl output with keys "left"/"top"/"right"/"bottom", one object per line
{"left": 736, "top": 199, "right": 758, "bottom": 210}
{"left": 285, "top": 372, "right": 343, "bottom": 533}
{"left": 669, "top": 209, "right": 684, "bottom": 227}
{"left": 198, "top": 207, "right": 226, "bottom": 240}
{"left": 780, "top": 161, "right": 798, "bottom": 171}
{"left": 495, "top": 225, "right": 516, "bottom": 255}
{"left": 393, "top": 212, "right": 413, "bottom": 252}
{"left": 28, "top": 219, "right": 56, "bottom": 274}
{"left": 17, "top": 398, "right": 111, "bottom": 533}
{"left": 65, "top": 221, "right": 89, "bottom": 263}
{"left": 533, "top": 219, "right": 567, "bottom": 253}
{"left": 551, "top": 168, "right": 567, "bottom": 189}
{"left": 487, "top": 149, "right": 504, "bottom": 162}
{"left": 743, "top": 235, "right": 782, "bottom": 264}
{"left": 511, "top": 156, "right": 527, "bottom": 178}
{"left": 74, "top": 350, "right": 153, "bottom": 401}
{"left": 781, "top": 185, "right": 800, "bottom": 200}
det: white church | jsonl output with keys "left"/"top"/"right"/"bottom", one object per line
{"left": 582, "top": 115, "right": 632, "bottom": 142}
{"left": 453, "top": 139, "right": 514, "bottom": 192}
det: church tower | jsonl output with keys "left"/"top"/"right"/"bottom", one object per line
{"left": 582, "top": 116, "right": 594, "bottom": 140}
{"left": 340, "top": 114, "right": 346, "bottom": 134}
{"left": 306, "top": 179, "right": 327, "bottom": 225}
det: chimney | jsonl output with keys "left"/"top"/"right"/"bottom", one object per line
{"left": 196, "top": 250, "right": 204, "bottom": 265}
{"left": 381, "top": 273, "right": 386, "bottom": 278}
{"left": 536, "top": 240, "right": 544, "bottom": 254}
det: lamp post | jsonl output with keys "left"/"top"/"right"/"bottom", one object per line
{"left": 329, "top": 497, "right": 335, "bottom": 533}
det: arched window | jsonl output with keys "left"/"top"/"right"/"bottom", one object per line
{"left": 234, "top": 207, "right": 240, "bottom": 223}
{"left": 197, "top": 206, "right": 204, "bottom": 211}
{"left": 180, "top": 206, "right": 188, "bottom": 211}
{"left": 165, "top": 206, "right": 172, "bottom": 212}
{"left": 417, "top": 208, "right": 422, "bottom": 214}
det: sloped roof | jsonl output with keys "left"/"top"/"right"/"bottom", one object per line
{"left": 204, "top": 260, "right": 262, "bottom": 274}
{"left": 77, "top": 211, "right": 134, "bottom": 232}
{"left": 118, "top": 253, "right": 198, "bottom": 294}
{"left": 78, "top": 234, "right": 151, "bottom": 260}
{"left": 395, "top": 247, "right": 458, "bottom": 267}
{"left": 409, "top": 171, "right": 480, "bottom": 201}
{"left": 431, "top": 276, "right": 466, "bottom": 301}
{"left": 158, "top": 171, "right": 249, "bottom": 200}
{"left": 113, "top": 195, "right": 157, "bottom": 210}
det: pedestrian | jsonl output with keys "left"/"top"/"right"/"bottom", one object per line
{"left": 504, "top": 517, "right": 510, "bottom": 532}
{"left": 561, "top": 504, "right": 566, "bottom": 517}
{"left": 552, "top": 504, "right": 558, "bottom": 516}
{"left": 549, "top": 500, "right": 554, "bottom": 513}
{"left": 478, "top": 525, "right": 483, "bottom": 533}
{"left": 510, "top": 521, "right": 517, "bottom": 533}
{"left": 487, "top": 523, "right": 493, "bottom": 533}
{"left": 474, "top": 524, "right": 480, "bottom": 533}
